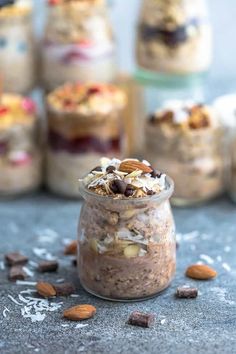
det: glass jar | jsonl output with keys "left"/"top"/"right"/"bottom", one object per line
{"left": 136, "top": 0, "right": 212, "bottom": 78}
{"left": 145, "top": 101, "right": 225, "bottom": 206}
{"left": 46, "top": 83, "right": 126, "bottom": 198}
{"left": 42, "top": 0, "right": 117, "bottom": 92}
{"left": 78, "top": 175, "right": 175, "bottom": 301}
{"left": 0, "top": 94, "right": 42, "bottom": 197}
{"left": 0, "top": 0, "right": 35, "bottom": 94}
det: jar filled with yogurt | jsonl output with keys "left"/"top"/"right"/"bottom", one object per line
{"left": 0, "top": 94, "right": 42, "bottom": 197}
{"left": 136, "top": 0, "right": 212, "bottom": 76}
{"left": 0, "top": 0, "right": 35, "bottom": 94}
{"left": 78, "top": 157, "right": 176, "bottom": 301}
{"left": 145, "top": 100, "right": 225, "bottom": 206}
{"left": 46, "top": 83, "right": 126, "bottom": 198}
{"left": 42, "top": 0, "right": 117, "bottom": 92}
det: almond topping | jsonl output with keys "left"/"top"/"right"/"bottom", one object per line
{"left": 63, "top": 304, "right": 96, "bottom": 321}
{"left": 64, "top": 240, "right": 77, "bottom": 255}
{"left": 186, "top": 264, "right": 217, "bottom": 280}
{"left": 119, "top": 160, "right": 153, "bottom": 174}
{"left": 36, "top": 281, "right": 56, "bottom": 297}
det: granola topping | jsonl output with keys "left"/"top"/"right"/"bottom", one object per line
{"left": 81, "top": 157, "right": 167, "bottom": 198}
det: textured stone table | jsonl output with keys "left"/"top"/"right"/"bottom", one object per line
{"left": 0, "top": 194, "right": 235, "bottom": 354}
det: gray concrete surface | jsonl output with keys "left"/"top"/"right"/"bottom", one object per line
{"left": 0, "top": 194, "right": 235, "bottom": 354}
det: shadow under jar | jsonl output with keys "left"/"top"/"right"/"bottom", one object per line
{"left": 78, "top": 161, "right": 176, "bottom": 301}
{"left": 0, "top": 94, "right": 42, "bottom": 197}
{"left": 145, "top": 101, "right": 225, "bottom": 206}
{"left": 46, "top": 83, "right": 126, "bottom": 198}
{"left": 136, "top": 0, "right": 212, "bottom": 75}
{"left": 0, "top": 0, "right": 35, "bottom": 94}
{"left": 42, "top": 0, "right": 117, "bottom": 92}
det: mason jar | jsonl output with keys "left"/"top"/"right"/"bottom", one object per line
{"left": 0, "top": 94, "right": 42, "bottom": 197}
{"left": 46, "top": 83, "right": 126, "bottom": 198}
{"left": 42, "top": 0, "right": 117, "bottom": 92}
{"left": 145, "top": 101, "right": 225, "bottom": 206}
{"left": 77, "top": 160, "right": 175, "bottom": 301}
{"left": 136, "top": 0, "right": 212, "bottom": 77}
{"left": 0, "top": 0, "right": 35, "bottom": 94}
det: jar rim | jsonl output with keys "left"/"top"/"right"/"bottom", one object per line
{"left": 78, "top": 174, "right": 174, "bottom": 205}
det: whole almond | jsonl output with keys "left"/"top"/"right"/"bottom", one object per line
{"left": 64, "top": 240, "right": 77, "bottom": 255}
{"left": 186, "top": 264, "right": 217, "bottom": 280}
{"left": 36, "top": 281, "right": 56, "bottom": 297}
{"left": 119, "top": 160, "right": 153, "bottom": 174}
{"left": 63, "top": 304, "right": 96, "bottom": 321}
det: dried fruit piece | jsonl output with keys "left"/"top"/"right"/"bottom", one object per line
{"left": 63, "top": 304, "right": 96, "bottom": 321}
{"left": 64, "top": 241, "right": 77, "bottom": 255}
{"left": 53, "top": 283, "right": 76, "bottom": 296}
{"left": 186, "top": 264, "right": 217, "bottom": 280}
{"left": 124, "top": 244, "right": 140, "bottom": 258}
{"left": 38, "top": 260, "right": 58, "bottom": 273}
{"left": 128, "top": 311, "right": 155, "bottom": 328}
{"left": 110, "top": 179, "right": 127, "bottom": 194}
{"left": 9, "top": 266, "right": 27, "bottom": 281}
{"left": 5, "top": 252, "right": 28, "bottom": 266}
{"left": 175, "top": 286, "right": 198, "bottom": 299}
{"left": 119, "top": 160, "right": 153, "bottom": 174}
{"left": 36, "top": 282, "right": 56, "bottom": 297}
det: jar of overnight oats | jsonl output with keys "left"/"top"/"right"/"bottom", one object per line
{"left": 78, "top": 157, "right": 176, "bottom": 301}
{"left": 0, "top": 0, "right": 35, "bottom": 94}
{"left": 42, "top": 0, "right": 117, "bottom": 92}
{"left": 136, "top": 0, "right": 212, "bottom": 79}
{"left": 46, "top": 83, "right": 126, "bottom": 198}
{"left": 145, "top": 100, "right": 225, "bottom": 206}
{"left": 0, "top": 94, "right": 42, "bottom": 197}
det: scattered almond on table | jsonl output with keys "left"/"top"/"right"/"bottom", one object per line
{"left": 185, "top": 264, "right": 217, "bottom": 280}
{"left": 36, "top": 281, "right": 56, "bottom": 298}
{"left": 63, "top": 304, "right": 96, "bottom": 321}
{"left": 64, "top": 240, "right": 77, "bottom": 255}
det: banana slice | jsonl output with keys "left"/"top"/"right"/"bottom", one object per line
{"left": 124, "top": 244, "right": 140, "bottom": 258}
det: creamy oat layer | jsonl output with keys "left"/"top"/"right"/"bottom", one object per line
{"left": 82, "top": 157, "right": 167, "bottom": 198}
{"left": 47, "top": 83, "right": 125, "bottom": 116}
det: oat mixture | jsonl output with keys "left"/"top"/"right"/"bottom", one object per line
{"left": 146, "top": 100, "right": 224, "bottom": 205}
{"left": 78, "top": 157, "right": 176, "bottom": 300}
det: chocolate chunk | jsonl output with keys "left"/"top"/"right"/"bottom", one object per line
{"left": 9, "top": 266, "right": 27, "bottom": 281}
{"left": 5, "top": 252, "right": 28, "bottom": 267}
{"left": 38, "top": 260, "right": 58, "bottom": 273}
{"left": 106, "top": 165, "right": 116, "bottom": 174}
{"left": 53, "top": 283, "right": 76, "bottom": 296}
{"left": 110, "top": 179, "right": 127, "bottom": 194}
{"left": 175, "top": 287, "right": 198, "bottom": 299}
{"left": 151, "top": 169, "right": 162, "bottom": 179}
{"left": 128, "top": 311, "right": 155, "bottom": 328}
{"left": 124, "top": 184, "right": 135, "bottom": 197}
{"left": 72, "top": 258, "right": 77, "bottom": 267}
{"left": 147, "top": 189, "right": 155, "bottom": 196}
{"left": 91, "top": 166, "right": 102, "bottom": 172}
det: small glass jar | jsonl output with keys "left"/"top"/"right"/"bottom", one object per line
{"left": 136, "top": 0, "right": 212, "bottom": 77}
{"left": 42, "top": 0, "right": 117, "bottom": 92}
{"left": 145, "top": 101, "right": 225, "bottom": 206}
{"left": 78, "top": 174, "right": 175, "bottom": 301}
{"left": 46, "top": 83, "right": 126, "bottom": 198}
{"left": 0, "top": 0, "right": 35, "bottom": 94}
{"left": 0, "top": 94, "right": 42, "bottom": 197}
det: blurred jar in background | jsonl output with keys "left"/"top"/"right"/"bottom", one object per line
{"left": 214, "top": 94, "right": 236, "bottom": 203}
{"left": 0, "top": 0, "right": 36, "bottom": 94}
{"left": 42, "top": 0, "right": 117, "bottom": 92}
{"left": 0, "top": 94, "right": 42, "bottom": 197}
{"left": 46, "top": 83, "right": 126, "bottom": 198}
{"left": 145, "top": 100, "right": 224, "bottom": 206}
{"left": 136, "top": 0, "right": 212, "bottom": 76}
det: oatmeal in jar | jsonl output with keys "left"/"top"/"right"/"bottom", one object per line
{"left": 0, "top": 94, "right": 42, "bottom": 196}
{"left": 78, "top": 157, "right": 176, "bottom": 301}
{"left": 42, "top": 0, "right": 116, "bottom": 91}
{"left": 136, "top": 0, "right": 212, "bottom": 75}
{"left": 46, "top": 83, "right": 126, "bottom": 198}
{"left": 146, "top": 100, "right": 224, "bottom": 206}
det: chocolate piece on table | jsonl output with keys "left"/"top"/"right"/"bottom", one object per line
{"left": 53, "top": 282, "right": 76, "bottom": 296}
{"left": 72, "top": 258, "right": 77, "bottom": 267}
{"left": 5, "top": 252, "right": 28, "bottom": 267}
{"left": 110, "top": 179, "right": 127, "bottom": 194}
{"left": 175, "top": 287, "right": 198, "bottom": 299}
{"left": 38, "top": 260, "right": 58, "bottom": 273}
{"left": 9, "top": 266, "right": 27, "bottom": 281}
{"left": 128, "top": 311, "right": 155, "bottom": 328}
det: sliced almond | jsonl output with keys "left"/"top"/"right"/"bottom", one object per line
{"left": 119, "top": 160, "right": 153, "bottom": 174}
{"left": 36, "top": 281, "right": 56, "bottom": 297}
{"left": 64, "top": 240, "right": 77, "bottom": 255}
{"left": 89, "top": 239, "right": 98, "bottom": 253}
{"left": 186, "top": 264, "right": 217, "bottom": 280}
{"left": 124, "top": 244, "right": 140, "bottom": 258}
{"left": 63, "top": 304, "right": 96, "bottom": 321}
